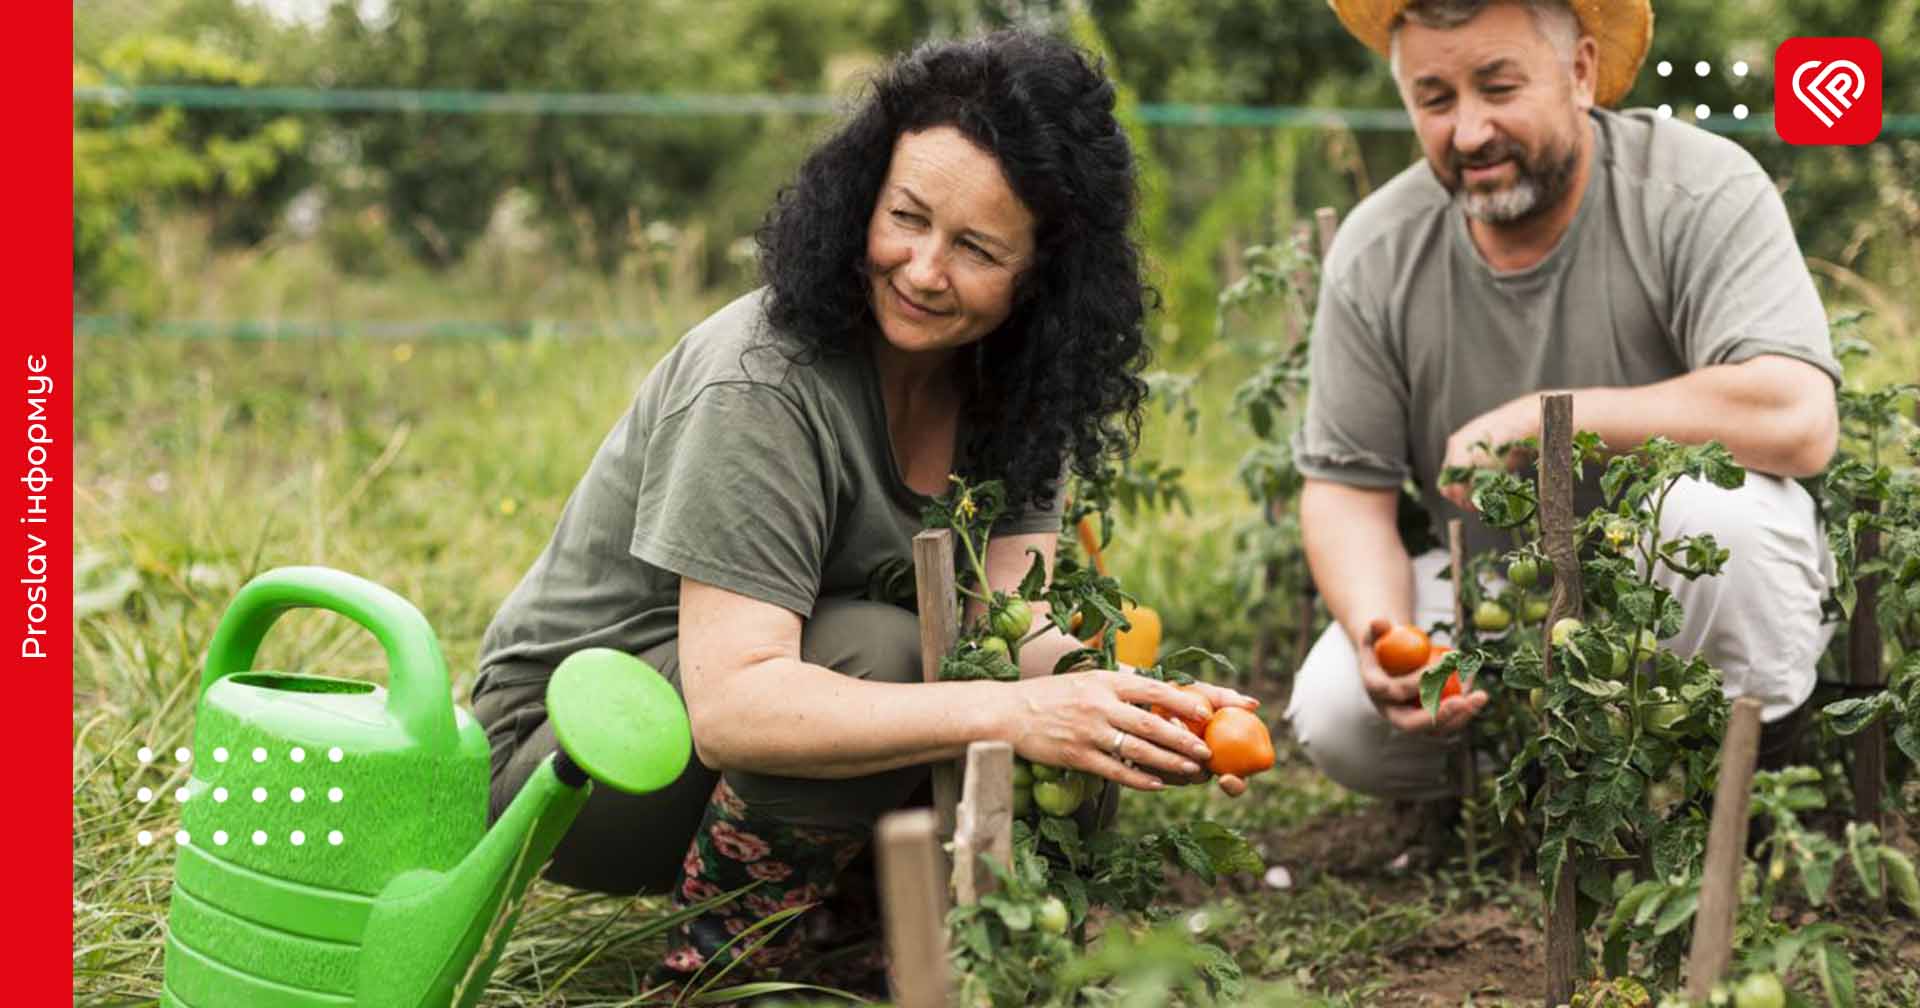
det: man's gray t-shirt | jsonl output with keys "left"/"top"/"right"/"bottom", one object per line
{"left": 1293, "top": 107, "right": 1841, "bottom": 559}
{"left": 476, "top": 289, "right": 1061, "bottom": 690}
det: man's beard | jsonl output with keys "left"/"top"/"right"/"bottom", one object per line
{"left": 1443, "top": 132, "right": 1579, "bottom": 225}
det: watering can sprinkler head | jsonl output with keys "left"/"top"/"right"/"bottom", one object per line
{"left": 161, "top": 567, "right": 692, "bottom": 1008}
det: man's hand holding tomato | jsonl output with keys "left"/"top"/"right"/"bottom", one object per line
{"left": 1359, "top": 618, "right": 1487, "bottom": 734}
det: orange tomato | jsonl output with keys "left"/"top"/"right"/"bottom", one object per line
{"left": 1150, "top": 683, "right": 1213, "bottom": 736}
{"left": 1113, "top": 602, "right": 1162, "bottom": 668}
{"left": 1203, "top": 707, "right": 1275, "bottom": 777}
{"left": 1372, "top": 623, "right": 1431, "bottom": 675}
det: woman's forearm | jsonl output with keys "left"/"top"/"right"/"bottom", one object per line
{"left": 692, "top": 660, "right": 1012, "bottom": 778}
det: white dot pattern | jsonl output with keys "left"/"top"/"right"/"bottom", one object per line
{"left": 1656, "top": 60, "right": 1672, "bottom": 77}
{"left": 213, "top": 787, "right": 228, "bottom": 803}
{"left": 253, "top": 787, "right": 268, "bottom": 803}
{"left": 252, "top": 747, "right": 268, "bottom": 764}
{"left": 290, "top": 831, "right": 306, "bottom": 846}
{"left": 252, "top": 831, "right": 268, "bottom": 846}
{"left": 213, "top": 830, "right": 229, "bottom": 846}
{"left": 176, "top": 831, "right": 191, "bottom": 846}
{"left": 327, "top": 747, "right": 343, "bottom": 763}
{"left": 213, "top": 747, "right": 229, "bottom": 763}
{"left": 1695, "top": 60, "right": 1711, "bottom": 77}
{"left": 174, "top": 787, "right": 190, "bottom": 803}
{"left": 175, "top": 747, "right": 191, "bottom": 763}
{"left": 290, "top": 747, "right": 306, "bottom": 763}
{"left": 1733, "top": 104, "right": 1750, "bottom": 120}
{"left": 137, "top": 747, "right": 154, "bottom": 764}
{"left": 328, "top": 830, "right": 344, "bottom": 846}
{"left": 291, "top": 787, "right": 306, "bottom": 803}
{"left": 137, "top": 787, "right": 153, "bottom": 803}
{"left": 328, "top": 787, "right": 344, "bottom": 803}
{"left": 137, "top": 831, "right": 154, "bottom": 846}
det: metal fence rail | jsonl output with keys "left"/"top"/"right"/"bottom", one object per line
{"left": 75, "top": 84, "right": 1920, "bottom": 135}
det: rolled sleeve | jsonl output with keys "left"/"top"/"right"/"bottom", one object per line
{"left": 1292, "top": 277, "right": 1412, "bottom": 488}
{"left": 630, "top": 382, "right": 831, "bottom": 616}
{"left": 1668, "top": 172, "right": 1841, "bottom": 385}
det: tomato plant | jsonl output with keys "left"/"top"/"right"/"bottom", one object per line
{"left": 927, "top": 476, "right": 1264, "bottom": 1005}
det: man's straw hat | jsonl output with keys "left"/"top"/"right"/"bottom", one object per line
{"left": 1329, "top": 0, "right": 1653, "bottom": 107}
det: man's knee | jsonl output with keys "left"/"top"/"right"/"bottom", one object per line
{"left": 1659, "top": 474, "right": 1824, "bottom": 574}
{"left": 801, "top": 597, "right": 922, "bottom": 685}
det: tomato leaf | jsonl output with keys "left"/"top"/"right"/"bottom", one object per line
{"left": 1651, "top": 887, "right": 1698, "bottom": 937}
{"left": 1822, "top": 693, "right": 1893, "bottom": 735}
{"left": 1158, "top": 645, "right": 1236, "bottom": 677}
{"left": 1188, "top": 821, "right": 1264, "bottom": 877}
{"left": 1051, "top": 647, "right": 1104, "bottom": 677}
{"left": 1845, "top": 823, "right": 1883, "bottom": 901}
{"left": 1018, "top": 548, "right": 1048, "bottom": 601}
{"left": 1817, "top": 942, "right": 1857, "bottom": 1008}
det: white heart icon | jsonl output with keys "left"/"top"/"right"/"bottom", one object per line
{"left": 1791, "top": 59, "right": 1867, "bottom": 128}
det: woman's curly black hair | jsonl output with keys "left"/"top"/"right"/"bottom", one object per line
{"left": 755, "top": 29, "right": 1152, "bottom": 512}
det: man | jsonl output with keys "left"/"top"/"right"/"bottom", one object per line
{"left": 1286, "top": 0, "right": 1841, "bottom": 801}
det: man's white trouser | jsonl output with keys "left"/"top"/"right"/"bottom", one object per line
{"left": 1283, "top": 474, "right": 1836, "bottom": 800}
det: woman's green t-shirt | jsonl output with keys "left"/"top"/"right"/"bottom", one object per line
{"left": 477, "top": 289, "right": 1062, "bottom": 689}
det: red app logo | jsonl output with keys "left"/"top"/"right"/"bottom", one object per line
{"left": 1775, "top": 38, "right": 1882, "bottom": 145}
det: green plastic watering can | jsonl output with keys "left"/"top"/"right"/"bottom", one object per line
{"left": 161, "top": 566, "right": 693, "bottom": 1008}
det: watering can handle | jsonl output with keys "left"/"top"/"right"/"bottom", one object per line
{"left": 202, "top": 566, "right": 460, "bottom": 755}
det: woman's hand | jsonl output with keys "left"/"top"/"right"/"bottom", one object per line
{"left": 1124, "top": 675, "right": 1260, "bottom": 797}
{"left": 997, "top": 669, "right": 1217, "bottom": 792}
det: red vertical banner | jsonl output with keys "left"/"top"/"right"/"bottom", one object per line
{"left": 10, "top": 3, "right": 74, "bottom": 999}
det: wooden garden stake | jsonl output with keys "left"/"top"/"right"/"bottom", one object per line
{"left": 1537, "top": 393, "right": 1582, "bottom": 1008}
{"left": 1447, "top": 518, "right": 1478, "bottom": 877}
{"left": 878, "top": 808, "right": 953, "bottom": 1008}
{"left": 1314, "top": 206, "right": 1340, "bottom": 256}
{"left": 1684, "top": 697, "right": 1765, "bottom": 1000}
{"left": 914, "top": 528, "right": 963, "bottom": 844}
{"left": 951, "top": 741, "right": 1015, "bottom": 905}
{"left": 1848, "top": 499, "right": 1885, "bottom": 829}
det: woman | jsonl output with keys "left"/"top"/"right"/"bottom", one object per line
{"left": 472, "top": 29, "right": 1257, "bottom": 986}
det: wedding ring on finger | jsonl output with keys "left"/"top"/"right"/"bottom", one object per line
{"left": 1107, "top": 728, "right": 1127, "bottom": 760}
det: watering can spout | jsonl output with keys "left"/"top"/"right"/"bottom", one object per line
{"left": 354, "top": 648, "right": 693, "bottom": 1008}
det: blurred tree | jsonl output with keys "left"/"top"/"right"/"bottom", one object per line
{"left": 74, "top": 33, "right": 304, "bottom": 309}
{"left": 316, "top": 0, "right": 921, "bottom": 270}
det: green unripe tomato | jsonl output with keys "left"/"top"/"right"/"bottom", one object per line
{"left": 1733, "top": 973, "right": 1785, "bottom": 1008}
{"left": 1030, "top": 762, "right": 1062, "bottom": 783}
{"left": 1012, "top": 785, "right": 1033, "bottom": 817}
{"left": 1551, "top": 617, "right": 1584, "bottom": 648}
{"left": 1643, "top": 701, "right": 1690, "bottom": 738}
{"left": 1012, "top": 761, "right": 1033, "bottom": 789}
{"left": 1609, "top": 643, "right": 1630, "bottom": 679}
{"left": 1528, "top": 687, "right": 1546, "bottom": 715}
{"left": 978, "top": 635, "right": 1011, "bottom": 663}
{"left": 1473, "top": 599, "right": 1513, "bottom": 633}
{"left": 1634, "top": 629, "right": 1658, "bottom": 663}
{"left": 1036, "top": 896, "right": 1070, "bottom": 934}
{"left": 1521, "top": 594, "right": 1551, "bottom": 623}
{"left": 991, "top": 598, "right": 1033, "bottom": 645}
{"left": 1603, "top": 707, "right": 1632, "bottom": 739}
{"left": 1507, "top": 556, "right": 1539, "bottom": 589}
{"left": 1033, "top": 780, "right": 1083, "bottom": 817}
